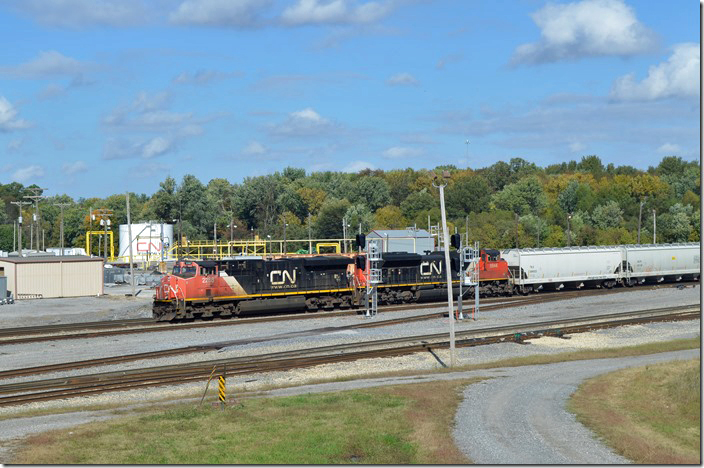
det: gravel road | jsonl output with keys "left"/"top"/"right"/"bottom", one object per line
{"left": 452, "top": 348, "right": 700, "bottom": 464}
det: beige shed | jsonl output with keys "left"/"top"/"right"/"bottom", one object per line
{"left": 0, "top": 256, "right": 104, "bottom": 299}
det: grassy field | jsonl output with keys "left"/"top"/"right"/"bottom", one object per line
{"left": 569, "top": 358, "right": 701, "bottom": 464}
{"left": 9, "top": 336, "right": 700, "bottom": 464}
{"left": 12, "top": 379, "right": 475, "bottom": 464}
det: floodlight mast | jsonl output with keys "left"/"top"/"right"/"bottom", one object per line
{"left": 432, "top": 170, "right": 456, "bottom": 367}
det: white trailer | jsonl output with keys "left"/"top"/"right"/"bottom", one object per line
{"left": 502, "top": 246, "right": 623, "bottom": 292}
{"left": 622, "top": 243, "right": 700, "bottom": 284}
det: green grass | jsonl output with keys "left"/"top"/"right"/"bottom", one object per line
{"left": 569, "top": 358, "right": 701, "bottom": 464}
{"left": 15, "top": 387, "right": 459, "bottom": 464}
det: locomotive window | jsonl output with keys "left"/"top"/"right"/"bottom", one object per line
{"left": 201, "top": 266, "right": 216, "bottom": 276}
{"left": 173, "top": 265, "right": 197, "bottom": 278}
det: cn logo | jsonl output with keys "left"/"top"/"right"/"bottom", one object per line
{"left": 420, "top": 261, "right": 442, "bottom": 276}
{"left": 136, "top": 240, "right": 162, "bottom": 253}
{"left": 270, "top": 270, "right": 297, "bottom": 285}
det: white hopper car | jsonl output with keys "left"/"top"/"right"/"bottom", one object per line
{"left": 501, "top": 243, "right": 700, "bottom": 293}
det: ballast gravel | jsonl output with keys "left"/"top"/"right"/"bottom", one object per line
{"left": 0, "top": 284, "right": 699, "bottom": 463}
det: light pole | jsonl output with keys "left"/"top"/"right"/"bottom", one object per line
{"left": 342, "top": 217, "right": 350, "bottom": 253}
{"left": 266, "top": 234, "right": 272, "bottom": 256}
{"left": 11, "top": 201, "right": 32, "bottom": 256}
{"left": 567, "top": 213, "right": 572, "bottom": 247}
{"left": 637, "top": 197, "right": 647, "bottom": 244}
{"left": 652, "top": 209, "right": 656, "bottom": 244}
{"left": 432, "top": 170, "right": 456, "bottom": 367}
{"left": 308, "top": 212, "right": 312, "bottom": 254}
{"left": 282, "top": 218, "right": 288, "bottom": 254}
{"left": 465, "top": 139, "right": 470, "bottom": 167}
{"left": 53, "top": 202, "right": 72, "bottom": 256}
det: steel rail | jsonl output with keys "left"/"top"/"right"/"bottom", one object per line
{"left": 0, "top": 291, "right": 626, "bottom": 380}
{"left": 2, "top": 282, "right": 688, "bottom": 346}
{"left": 0, "top": 305, "right": 697, "bottom": 407}
{"left": 0, "top": 295, "right": 548, "bottom": 346}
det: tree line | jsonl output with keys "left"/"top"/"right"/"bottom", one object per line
{"left": 0, "top": 155, "right": 699, "bottom": 253}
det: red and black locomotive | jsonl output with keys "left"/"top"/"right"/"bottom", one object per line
{"left": 153, "top": 249, "right": 512, "bottom": 321}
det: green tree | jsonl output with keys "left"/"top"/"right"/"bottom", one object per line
{"left": 348, "top": 176, "right": 391, "bottom": 212}
{"left": 658, "top": 203, "right": 693, "bottom": 243}
{"left": 344, "top": 204, "right": 374, "bottom": 234}
{"left": 491, "top": 176, "right": 547, "bottom": 216}
{"left": 178, "top": 174, "right": 213, "bottom": 238}
{"left": 400, "top": 189, "right": 436, "bottom": 220}
{"left": 558, "top": 180, "right": 579, "bottom": 215}
{"left": 314, "top": 198, "right": 350, "bottom": 239}
{"left": 590, "top": 200, "right": 623, "bottom": 230}
{"left": 576, "top": 155, "right": 604, "bottom": 178}
{"left": 445, "top": 174, "right": 492, "bottom": 218}
{"left": 373, "top": 205, "right": 407, "bottom": 229}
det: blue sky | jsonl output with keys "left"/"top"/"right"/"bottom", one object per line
{"left": 0, "top": 0, "right": 699, "bottom": 199}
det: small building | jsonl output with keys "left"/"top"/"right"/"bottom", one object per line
{"left": 366, "top": 229, "right": 435, "bottom": 254}
{"left": 0, "top": 256, "right": 104, "bottom": 299}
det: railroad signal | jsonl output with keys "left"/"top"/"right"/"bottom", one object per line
{"left": 450, "top": 233, "right": 461, "bottom": 249}
{"left": 356, "top": 233, "right": 366, "bottom": 249}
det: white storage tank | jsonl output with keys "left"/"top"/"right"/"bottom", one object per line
{"left": 118, "top": 222, "right": 174, "bottom": 262}
{"left": 623, "top": 243, "right": 700, "bottom": 282}
{"left": 502, "top": 245, "right": 623, "bottom": 290}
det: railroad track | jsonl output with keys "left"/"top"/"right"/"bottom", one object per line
{"left": 0, "top": 294, "right": 569, "bottom": 379}
{"left": 0, "top": 304, "right": 698, "bottom": 408}
{"left": 1, "top": 283, "right": 692, "bottom": 346}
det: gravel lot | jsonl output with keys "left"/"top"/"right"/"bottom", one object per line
{"left": 0, "top": 284, "right": 699, "bottom": 463}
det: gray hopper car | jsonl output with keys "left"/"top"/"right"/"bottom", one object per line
{"left": 501, "top": 243, "right": 700, "bottom": 293}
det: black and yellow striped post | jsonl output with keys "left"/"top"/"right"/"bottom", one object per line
{"left": 218, "top": 374, "right": 226, "bottom": 409}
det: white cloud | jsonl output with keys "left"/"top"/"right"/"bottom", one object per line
{"left": 270, "top": 107, "right": 336, "bottom": 137}
{"left": 511, "top": 0, "right": 657, "bottom": 65}
{"left": 657, "top": 143, "right": 681, "bottom": 154}
{"left": 436, "top": 53, "right": 463, "bottom": 70}
{"left": 382, "top": 146, "right": 422, "bottom": 159}
{"left": 142, "top": 137, "right": 173, "bottom": 158}
{"left": 10, "top": 0, "right": 148, "bottom": 27}
{"left": 610, "top": 43, "right": 700, "bottom": 101}
{"left": 242, "top": 141, "right": 267, "bottom": 155}
{"left": 7, "top": 138, "right": 24, "bottom": 152}
{"left": 386, "top": 72, "right": 418, "bottom": 86}
{"left": 569, "top": 141, "right": 586, "bottom": 152}
{"left": 12, "top": 165, "right": 44, "bottom": 183}
{"left": 169, "top": 0, "right": 268, "bottom": 27}
{"left": 0, "top": 50, "right": 96, "bottom": 78}
{"left": 173, "top": 69, "right": 239, "bottom": 85}
{"left": 0, "top": 96, "right": 31, "bottom": 131}
{"left": 281, "top": 0, "right": 391, "bottom": 26}
{"left": 343, "top": 160, "right": 375, "bottom": 172}
{"left": 62, "top": 160, "right": 88, "bottom": 175}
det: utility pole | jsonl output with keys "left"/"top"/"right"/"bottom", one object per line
{"left": 126, "top": 192, "right": 136, "bottom": 296}
{"left": 91, "top": 209, "right": 113, "bottom": 260}
{"left": 637, "top": 197, "right": 646, "bottom": 244}
{"left": 308, "top": 212, "right": 312, "bottom": 254}
{"left": 652, "top": 209, "right": 656, "bottom": 244}
{"left": 213, "top": 222, "right": 217, "bottom": 259}
{"left": 54, "top": 202, "right": 72, "bottom": 256}
{"left": 514, "top": 212, "right": 520, "bottom": 248}
{"left": 24, "top": 187, "right": 48, "bottom": 252}
{"left": 10, "top": 201, "right": 32, "bottom": 256}
{"left": 432, "top": 170, "right": 455, "bottom": 367}
{"left": 342, "top": 217, "right": 348, "bottom": 253}
{"left": 282, "top": 216, "right": 288, "bottom": 254}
